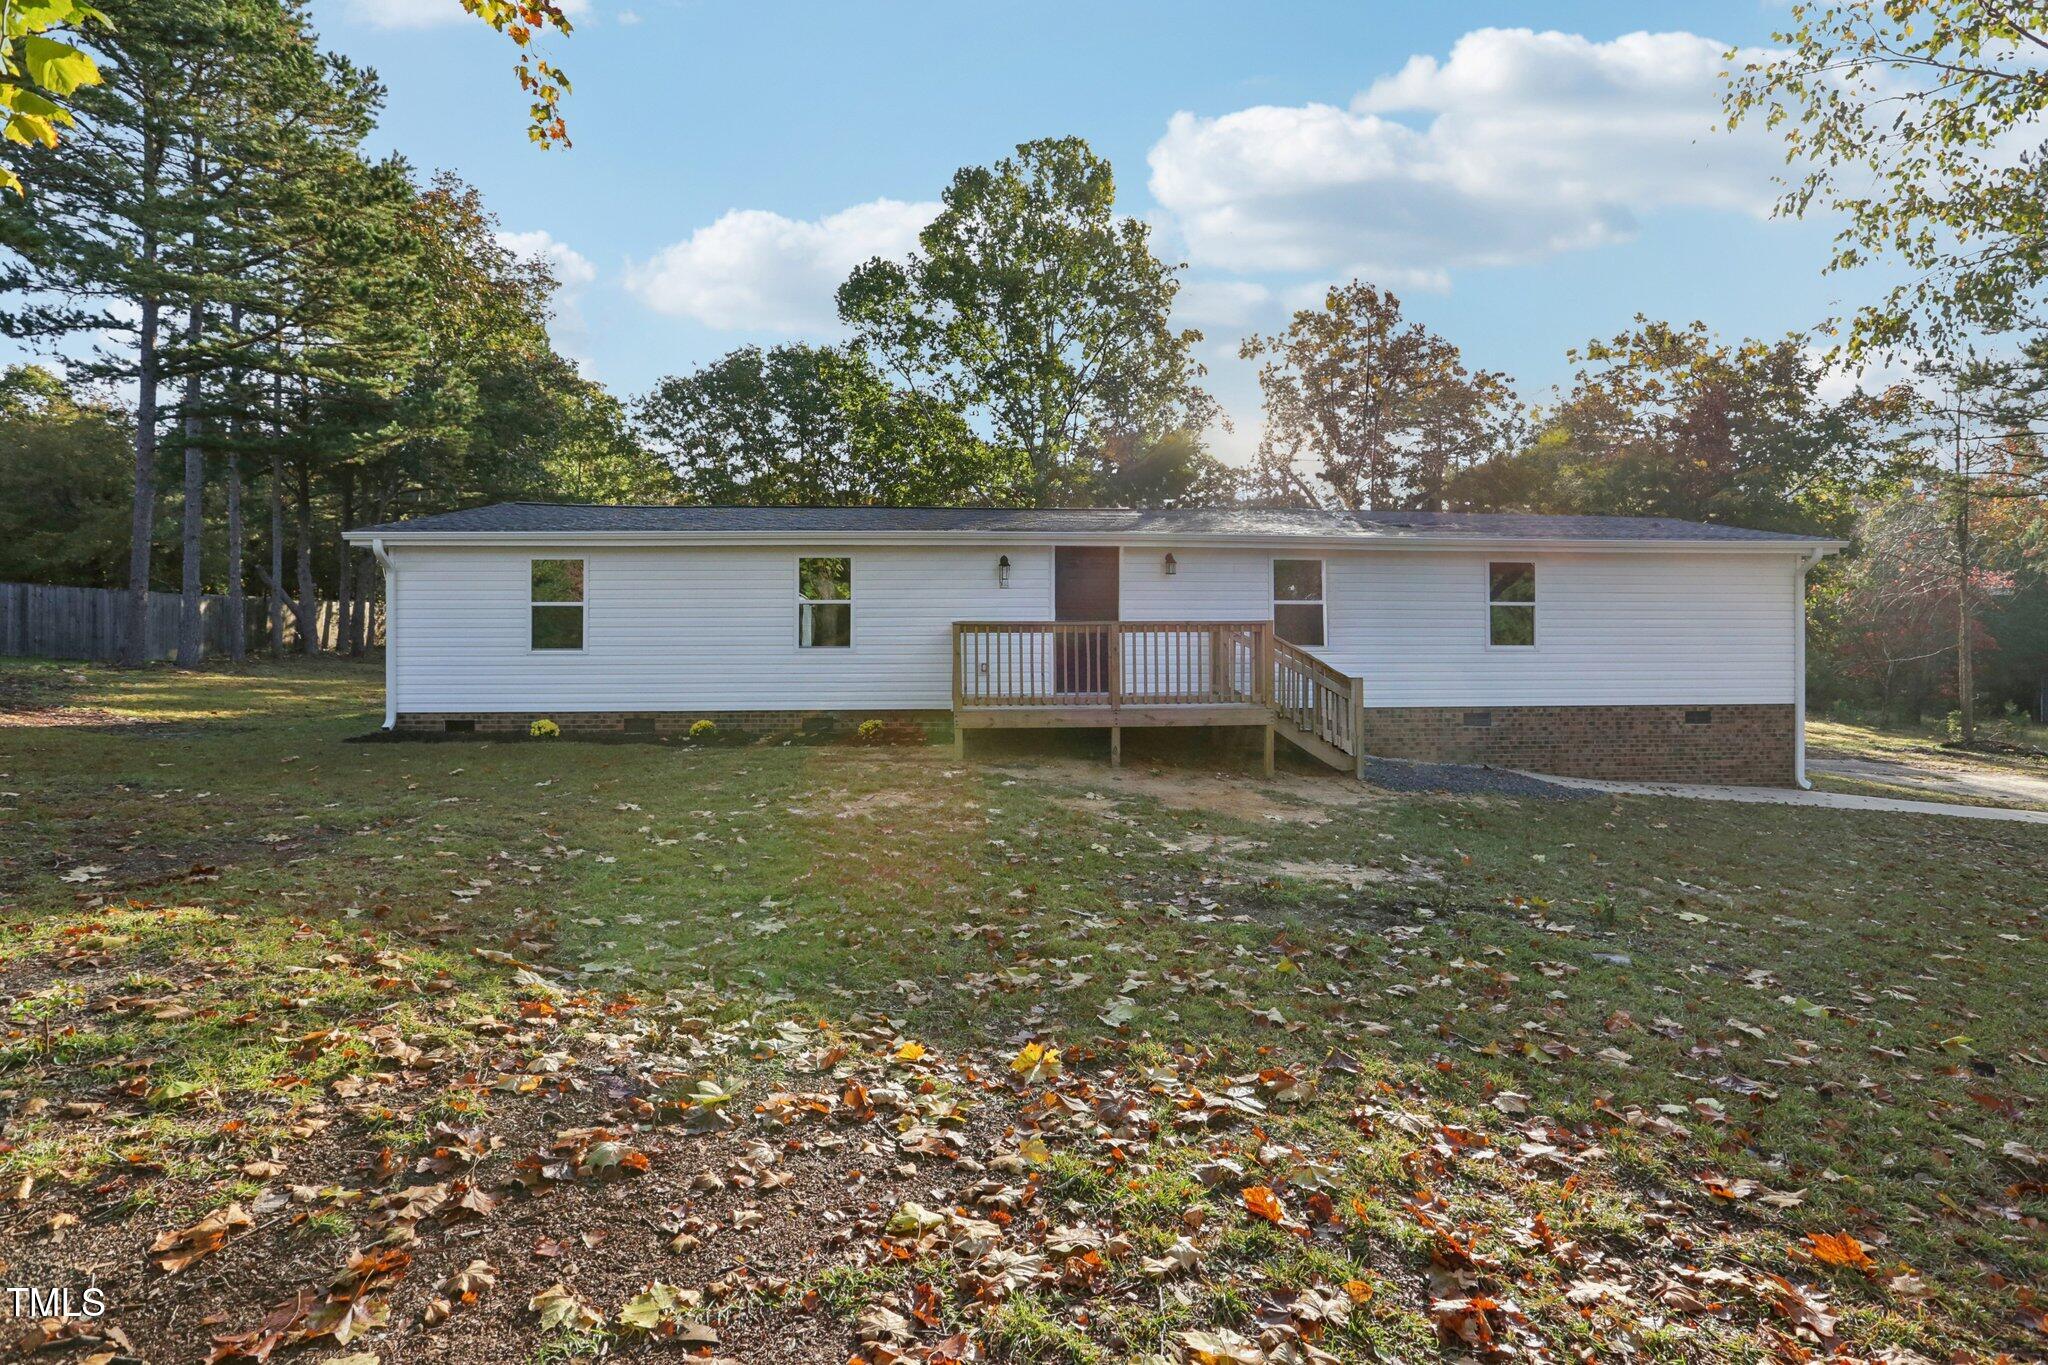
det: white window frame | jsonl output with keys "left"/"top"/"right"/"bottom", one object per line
{"left": 1485, "top": 560, "right": 1538, "bottom": 651}
{"left": 1271, "top": 556, "right": 1327, "bottom": 649}
{"left": 529, "top": 556, "right": 586, "bottom": 654}
{"left": 795, "top": 554, "right": 856, "bottom": 651}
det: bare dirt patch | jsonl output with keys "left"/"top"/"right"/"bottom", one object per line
{"left": 999, "top": 757, "right": 1380, "bottom": 827}
{"left": 827, "top": 788, "right": 925, "bottom": 820}
{"left": 1269, "top": 857, "right": 1443, "bottom": 888}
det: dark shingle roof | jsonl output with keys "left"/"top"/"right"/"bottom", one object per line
{"left": 351, "top": 503, "right": 1838, "bottom": 545}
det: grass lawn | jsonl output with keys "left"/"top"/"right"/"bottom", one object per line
{"left": 1, "top": 659, "right": 2043, "bottom": 1363}
{"left": 1808, "top": 716, "right": 2048, "bottom": 769}
{"left": 1807, "top": 718, "right": 2048, "bottom": 812}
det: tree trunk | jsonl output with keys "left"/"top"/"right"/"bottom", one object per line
{"left": 355, "top": 490, "right": 385, "bottom": 652}
{"left": 268, "top": 449, "right": 286, "bottom": 656}
{"left": 1955, "top": 491, "right": 1975, "bottom": 744}
{"left": 225, "top": 304, "right": 245, "bottom": 664}
{"left": 226, "top": 446, "right": 244, "bottom": 663}
{"left": 335, "top": 467, "right": 353, "bottom": 657}
{"left": 125, "top": 295, "right": 161, "bottom": 667}
{"left": 177, "top": 303, "right": 206, "bottom": 668}
{"left": 123, "top": 114, "right": 167, "bottom": 669}
{"left": 295, "top": 460, "right": 317, "bottom": 655}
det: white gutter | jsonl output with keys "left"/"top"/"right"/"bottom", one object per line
{"left": 1794, "top": 549, "right": 1818, "bottom": 789}
{"left": 370, "top": 537, "right": 397, "bottom": 731}
{"left": 341, "top": 528, "right": 1850, "bottom": 556}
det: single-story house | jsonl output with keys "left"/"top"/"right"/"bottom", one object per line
{"left": 343, "top": 504, "right": 1842, "bottom": 786}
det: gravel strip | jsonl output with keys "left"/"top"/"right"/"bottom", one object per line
{"left": 1358, "top": 756, "right": 1590, "bottom": 800}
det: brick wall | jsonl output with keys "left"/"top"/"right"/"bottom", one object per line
{"left": 396, "top": 703, "right": 1798, "bottom": 785}
{"left": 1357, "top": 704, "right": 1798, "bottom": 786}
{"left": 393, "top": 709, "right": 948, "bottom": 741}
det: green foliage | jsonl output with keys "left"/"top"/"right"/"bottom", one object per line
{"left": 0, "top": 366, "right": 135, "bottom": 586}
{"left": 0, "top": 1, "right": 569, "bottom": 202}
{"left": 638, "top": 343, "right": 1002, "bottom": 505}
{"left": 1092, "top": 429, "right": 1241, "bottom": 509}
{"left": 837, "top": 137, "right": 1214, "bottom": 506}
{"left": 1242, "top": 280, "right": 1519, "bottom": 510}
{"left": 1452, "top": 318, "right": 1900, "bottom": 536}
{"left": 1725, "top": 2, "right": 2048, "bottom": 358}
{"left": 0, "top": 1, "right": 109, "bottom": 196}
{"left": 456, "top": 0, "right": 575, "bottom": 147}
{"left": 0, "top": 2, "right": 647, "bottom": 628}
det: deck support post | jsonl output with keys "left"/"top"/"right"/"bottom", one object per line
{"left": 953, "top": 725, "right": 966, "bottom": 760}
{"left": 1350, "top": 677, "right": 1367, "bottom": 780}
{"left": 1109, "top": 724, "right": 1121, "bottom": 768}
{"left": 1262, "top": 723, "right": 1275, "bottom": 777}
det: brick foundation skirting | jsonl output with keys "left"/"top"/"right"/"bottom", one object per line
{"left": 394, "top": 709, "right": 950, "bottom": 741}
{"left": 1357, "top": 704, "right": 1798, "bottom": 786}
{"left": 396, "top": 703, "right": 1798, "bottom": 785}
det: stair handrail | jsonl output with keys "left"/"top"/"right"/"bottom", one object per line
{"left": 1271, "top": 637, "right": 1364, "bottom": 765}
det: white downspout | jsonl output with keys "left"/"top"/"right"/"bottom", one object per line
{"left": 370, "top": 538, "right": 397, "bottom": 731}
{"left": 1794, "top": 550, "right": 1815, "bottom": 789}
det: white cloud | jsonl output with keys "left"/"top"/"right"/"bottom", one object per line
{"left": 1810, "top": 347, "right": 1924, "bottom": 405}
{"left": 1172, "top": 279, "right": 1274, "bottom": 330}
{"left": 497, "top": 229, "right": 597, "bottom": 290}
{"left": 496, "top": 230, "right": 596, "bottom": 366}
{"left": 1148, "top": 28, "right": 1782, "bottom": 284}
{"left": 625, "top": 199, "right": 940, "bottom": 332}
{"left": 346, "top": 0, "right": 588, "bottom": 31}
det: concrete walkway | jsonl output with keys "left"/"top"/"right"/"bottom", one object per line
{"left": 1808, "top": 755, "right": 2048, "bottom": 810}
{"left": 1519, "top": 771, "right": 2048, "bottom": 825}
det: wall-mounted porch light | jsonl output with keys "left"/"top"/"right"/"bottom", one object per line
{"left": 997, "top": 554, "right": 1011, "bottom": 588}
{"left": 1163, "top": 552, "right": 1178, "bottom": 576}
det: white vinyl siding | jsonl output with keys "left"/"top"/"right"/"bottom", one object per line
{"left": 389, "top": 544, "right": 1050, "bottom": 713}
{"left": 1327, "top": 550, "right": 1796, "bottom": 707}
{"left": 386, "top": 543, "right": 1799, "bottom": 714}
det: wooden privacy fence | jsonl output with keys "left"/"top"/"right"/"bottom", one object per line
{"left": 0, "top": 582, "right": 380, "bottom": 663}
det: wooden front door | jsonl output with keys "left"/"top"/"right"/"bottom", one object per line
{"left": 1053, "top": 547, "right": 1119, "bottom": 695}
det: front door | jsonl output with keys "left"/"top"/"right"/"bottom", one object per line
{"left": 1053, "top": 547, "right": 1119, "bottom": 696}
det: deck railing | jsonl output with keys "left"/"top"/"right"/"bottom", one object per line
{"left": 952, "top": 620, "right": 1366, "bottom": 770}
{"left": 953, "top": 620, "right": 1273, "bottom": 709}
{"left": 1273, "top": 637, "right": 1362, "bottom": 760}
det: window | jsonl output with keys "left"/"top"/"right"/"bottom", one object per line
{"left": 531, "top": 558, "right": 585, "bottom": 651}
{"left": 1488, "top": 562, "right": 1536, "bottom": 647}
{"left": 798, "top": 556, "right": 853, "bottom": 648}
{"left": 1272, "top": 559, "right": 1325, "bottom": 647}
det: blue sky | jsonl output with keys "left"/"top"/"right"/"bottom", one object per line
{"left": 309, "top": 1, "right": 1859, "bottom": 460}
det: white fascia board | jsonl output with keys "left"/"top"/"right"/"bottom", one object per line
{"left": 342, "top": 528, "right": 1847, "bottom": 556}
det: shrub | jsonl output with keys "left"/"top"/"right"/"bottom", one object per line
{"left": 856, "top": 719, "right": 885, "bottom": 743}
{"left": 689, "top": 719, "right": 716, "bottom": 739}
{"left": 529, "top": 718, "right": 560, "bottom": 739}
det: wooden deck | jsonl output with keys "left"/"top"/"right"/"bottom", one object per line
{"left": 951, "top": 620, "right": 1365, "bottom": 775}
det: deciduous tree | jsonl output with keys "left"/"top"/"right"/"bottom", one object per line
{"left": 1452, "top": 319, "right": 1896, "bottom": 536}
{"left": 1725, "top": 1, "right": 2048, "bottom": 359}
{"left": 838, "top": 137, "right": 1213, "bottom": 506}
{"left": 1241, "top": 281, "right": 1516, "bottom": 510}
{"left": 638, "top": 343, "right": 1002, "bottom": 506}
